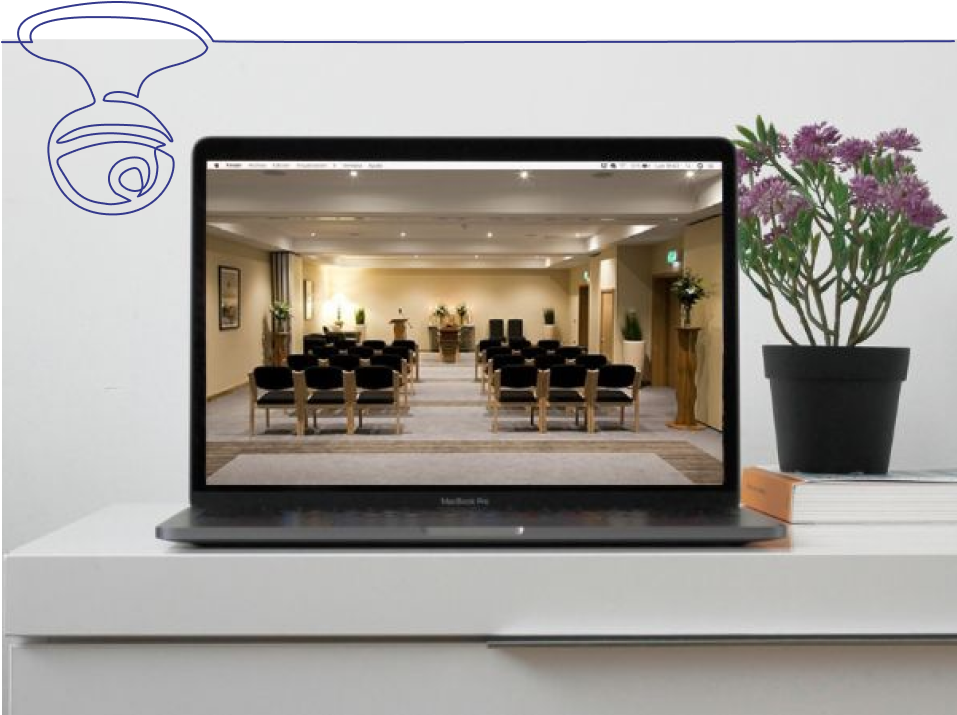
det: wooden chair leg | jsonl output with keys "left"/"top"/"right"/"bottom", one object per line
{"left": 633, "top": 401, "right": 639, "bottom": 432}
{"left": 346, "top": 406, "right": 355, "bottom": 435}
{"left": 539, "top": 403, "right": 548, "bottom": 433}
{"left": 265, "top": 408, "right": 271, "bottom": 429}
{"left": 620, "top": 405, "right": 625, "bottom": 427}
{"left": 492, "top": 404, "right": 499, "bottom": 433}
{"left": 395, "top": 403, "right": 401, "bottom": 434}
{"left": 249, "top": 405, "right": 255, "bottom": 436}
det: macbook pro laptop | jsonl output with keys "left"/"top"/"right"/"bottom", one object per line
{"left": 157, "top": 136, "right": 784, "bottom": 545}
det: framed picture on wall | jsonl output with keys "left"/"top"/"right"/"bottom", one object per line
{"left": 303, "top": 278, "right": 314, "bottom": 320}
{"left": 218, "top": 266, "right": 241, "bottom": 330}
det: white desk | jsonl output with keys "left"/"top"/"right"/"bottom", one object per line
{"left": 5, "top": 505, "right": 957, "bottom": 714}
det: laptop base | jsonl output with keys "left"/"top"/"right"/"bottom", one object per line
{"left": 156, "top": 506, "right": 784, "bottom": 546}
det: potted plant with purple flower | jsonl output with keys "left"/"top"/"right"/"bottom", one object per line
{"left": 736, "top": 117, "right": 951, "bottom": 473}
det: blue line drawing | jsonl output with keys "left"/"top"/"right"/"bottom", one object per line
{"left": 13, "top": 5, "right": 952, "bottom": 215}
{"left": 17, "top": 3, "right": 212, "bottom": 215}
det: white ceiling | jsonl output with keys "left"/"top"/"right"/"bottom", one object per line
{"left": 207, "top": 168, "right": 722, "bottom": 269}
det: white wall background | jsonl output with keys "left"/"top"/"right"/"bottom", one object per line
{"left": 3, "top": 40, "right": 956, "bottom": 549}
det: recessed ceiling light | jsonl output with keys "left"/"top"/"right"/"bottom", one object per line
{"left": 310, "top": 232, "right": 316, "bottom": 237}
{"left": 518, "top": 170, "right": 530, "bottom": 180}
{"left": 563, "top": 256, "right": 572, "bottom": 261}
{"left": 669, "top": 217, "right": 680, "bottom": 223}
{"left": 474, "top": 255, "right": 479, "bottom": 259}
{"left": 414, "top": 255, "right": 420, "bottom": 259}
{"left": 486, "top": 232, "right": 494, "bottom": 238}
{"left": 686, "top": 170, "right": 696, "bottom": 178}
{"left": 349, "top": 170, "right": 358, "bottom": 178}
{"left": 400, "top": 231, "right": 407, "bottom": 238}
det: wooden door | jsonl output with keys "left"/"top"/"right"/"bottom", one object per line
{"left": 599, "top": 290, "right": 615, "bottom": 359}
{"left": 577, "top": 285, "right": 589, "bottom": 347}
{"left": 651, "top": 275, "right": 681, "bottom": 387}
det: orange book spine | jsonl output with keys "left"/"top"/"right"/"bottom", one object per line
{"left": 741, "top": 466, "right": 800, "bottom": 522}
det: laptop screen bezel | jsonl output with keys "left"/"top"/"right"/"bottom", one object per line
{"left": 191, "top": 137, "right": 740, "bottom": 509}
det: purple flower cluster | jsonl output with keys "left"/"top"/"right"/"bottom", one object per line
{"left": 740, "top": 176, "right": 810, "bottom": 241}
{"left": 850, "top": 173, "right": 946, "bottom": 229}
{"left": 835, "top": 138, "right": 874, "bottom": 168}
{"left": 876, "top": 128, "right": 921, "bottom": 152}
{"left": 786, "top": 122, "right": 842, "bottom": 164}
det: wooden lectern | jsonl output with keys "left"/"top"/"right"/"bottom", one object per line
{"left": 390, "top": 318, "right": 409, "bottom": 342}
{"left": 668, "top": 326, "right": 705, "bottom": 430}
{"left": 439, "top": 326, "right": 461, "bottom": 363}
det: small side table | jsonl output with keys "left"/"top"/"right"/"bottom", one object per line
{"left": 668, "top": 326, "right": 704, "bottom": 430}
{"left": 439, "top": 326, "right": 461, "bottom": 363}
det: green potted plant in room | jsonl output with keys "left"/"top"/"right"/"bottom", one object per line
{"left": 354, "top": 306, "right": 366, "bottom": 327}
{"left": 269, "top": 300, "right": 292, "bottom": 333}
{"left": 333, "top": 305, "right": 344, "bottom": 330}
{"left": 736, "top": 116, "right": 951, "bottom": 473}
{"left": 542, "top": 306, "right": 558, "bottom": 341}
{"left": 433, "top": 303, "right": 451, "bottom": 326}
{"left": 670, "top": 270, "right": 708, "bottom": 327}
{"left": 456, "top": 302, "right": 469, "bottom": 325}
{"left": 621, "top": 310, "right": 645, "bottom": 374}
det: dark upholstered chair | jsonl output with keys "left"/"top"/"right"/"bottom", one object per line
{"left": 392, "top": 340, "right": 420, "bottom": 381}
{"left": 362, "top": 339, "right": 386, "bottom": 350}
{"left": 310, "top": 346, "right": 340, "bottom": 360}
{"left": 347, "top": 346, "right": 375, "bottom": 359}
{"left": 328, "top": 353, "right": 361, "bottom": 372}
{"left": 521, "top": 346, "right": 545, "bottom": 361}
{"left": 534, "top": 353, "right": 567, "bottom": 371}
{"left": 353, "top": 366, "right": 403, "bottom": 434}
{"left": 540, "top": 364, "right": 595, "bottom": 432}
{"left": 248, "top": 366, "right": 297, "bottom": 435}
{"left": 370, "top": 353, "right": 411, "bottom": 405}
{"left": 537, "top": 339, "right": 561, "bottom": 351}
{"left": 293, "top": 366, "right": 350, "bottom": 435}
{"left": 287, "top": 353, "right": 319, "bottom": 372}
{"left": 508, "top": 337, "right": 531, "bottom": 350}
{"left": 335, "top": 338, "right": 358, "bottom": 351}
{"left": 481, "top": 346, "right": 517, "bottom": 393}
{"left": 507, "top": 318, "right": 524, "bottom": 340}
{"left": 556, "top": 346, "right": 585, "bottom": 360}
{"left": 303, "top": 334, "right": 327, "bottom": 354}
{"left": 592, "top": 364, "right": 640, "bottom": 432}
{"left": 475, "top": 338, "right": 504, "bottom": 380}
{"left": 488, "top": 319, "right": 505, "bottom": 342}
{"left": 489, "top": 364, "right": 541, "bottom": 432}
{"left": 575, "top": 353, "right": 609, "bottom": 371}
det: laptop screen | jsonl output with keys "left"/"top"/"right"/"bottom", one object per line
{"left": 198, "top": 140, "right": 734, "bottom": 498}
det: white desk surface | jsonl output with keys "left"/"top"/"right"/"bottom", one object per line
{"left": 5, "top": 504, "right": 957, "bottom": 639}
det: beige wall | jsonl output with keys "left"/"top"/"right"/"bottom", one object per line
{"left": 206, "top": 235, "right": 272, "bottom": 397}
{"left": 616, "top": 244, "right": 653, "bottom": 373}
{"left": 683, "top": 217, "right": 723, "bottom": 430}
{"left": 313, "top": 265, "right": 573, "bottom": 345}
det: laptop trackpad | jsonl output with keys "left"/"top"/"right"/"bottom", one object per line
{"left": 424, "top": 526, "right": 525, "bottom": 538}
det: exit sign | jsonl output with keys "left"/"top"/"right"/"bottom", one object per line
{"left": 667, "top": 249, "right": 678, "bottom": 263}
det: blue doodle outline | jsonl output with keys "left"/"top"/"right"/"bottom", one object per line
{"left": 17, "top": 3, "right": 212, "bottom": 215}
{"left": 11, "top": 3, "right": 954, "bottom": 216}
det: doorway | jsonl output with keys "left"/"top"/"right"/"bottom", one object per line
{"left": 578, "top": 284, "right": 589, "bottom": 347}
{"left": 599, "top": 290, "right": 615, "bottom": 359}
{"left": 651, "top": 275, "right": 681, "bottom": 387}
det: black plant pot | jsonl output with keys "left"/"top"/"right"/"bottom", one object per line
{"left": 763, "top": 346, "right": 910, "bottom": 474}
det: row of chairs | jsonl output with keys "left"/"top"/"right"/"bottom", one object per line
{"left": 303, "top": 338, "right": 421, "bottom": 380}
{"left": 488, "top": 319, "right": 524, "bottom": 342}
{"left": 249, "top": 365, "right": 403, "bottom": 436}
{"left": 488, "top": 363, "right": 640, "bottom": 433}
{"left": 474, "top": 338, "right": 570, "bottom": 381}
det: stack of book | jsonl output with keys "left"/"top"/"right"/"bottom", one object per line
{"left": 742, "top": 466, "right": 957, "bottom": 524}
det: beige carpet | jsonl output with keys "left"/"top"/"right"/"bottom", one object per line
{"left": 208, "top": 451, "right": 694, "bottom": 486}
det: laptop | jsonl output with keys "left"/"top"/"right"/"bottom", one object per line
{"left": 156, "top": 136, "right": 784, "bottom": 545}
